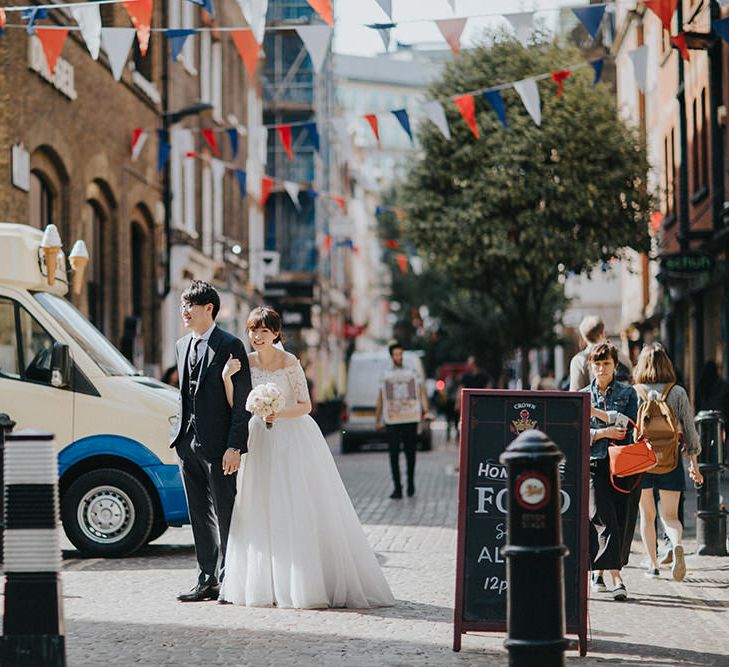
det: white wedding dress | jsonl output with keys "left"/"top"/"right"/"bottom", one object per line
{"left": 219, "top": 361, "right": 395, "bottom": 609}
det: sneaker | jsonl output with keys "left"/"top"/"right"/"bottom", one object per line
{"left": 671, "top": 545, "right": 686, "bottom": 582}
{"left": 612, "top": 583, "right": 628, "bottom": 601}
{"left": 591, "top": 574, "right": 607, "bottom": 592}
{"left": 645, "top": 567, "right": 660, "bottom": 578}
{"left": 659, "top": 550, "right": 673, "bottom": 565}
{"left": 390, "top": 488, "right": 403, "bottom": 499}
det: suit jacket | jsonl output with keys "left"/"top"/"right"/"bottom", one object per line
{"left": 169, "top": 326, "right": 252, "bottom": 457}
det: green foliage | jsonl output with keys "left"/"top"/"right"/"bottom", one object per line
{"left": 399, "top": 35, "right": 653, "bottom": 371}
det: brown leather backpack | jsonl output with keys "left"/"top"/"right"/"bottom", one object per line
{"left": 634, "top": 384, "right": 680, "bottom": 475}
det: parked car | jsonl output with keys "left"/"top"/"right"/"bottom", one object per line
{"left": 341, "top": 350, "right": 431, "bottom": 454}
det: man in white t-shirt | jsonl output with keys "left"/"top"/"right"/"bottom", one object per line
{"left": 375, "top": 341, "right": 430, "bottom": 499}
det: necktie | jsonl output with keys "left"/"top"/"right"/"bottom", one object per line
{"left": 189, "top": 338, "right": 202, "bottom": 369}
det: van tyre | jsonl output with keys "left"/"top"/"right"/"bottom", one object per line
{"left": 146, "top": 515, "right": 169, "bottom": 544}
{"left": 62, "top": 468, "right": 153, "bottom": 557}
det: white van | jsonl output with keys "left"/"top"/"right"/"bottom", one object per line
{"left": 340, "top": 350, "right": 431, "bottom": 453}
{"left": 0, "top": 223, "right": 185, "bottom": 557}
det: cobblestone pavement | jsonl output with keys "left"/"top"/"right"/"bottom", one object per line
{"left": 3, "top": 422, "right": 729, "bottom": 666}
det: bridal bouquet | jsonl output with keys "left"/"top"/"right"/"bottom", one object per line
{"left": 246, "top": 383, "right": 286, "bottom": 429}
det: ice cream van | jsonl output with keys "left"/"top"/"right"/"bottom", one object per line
{"left": 0, "top": 223, "right": 187, "bottom": 557}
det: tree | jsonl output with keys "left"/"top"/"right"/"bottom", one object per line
{"left": 400, "top": 34, "right": 653, "bottom": 386}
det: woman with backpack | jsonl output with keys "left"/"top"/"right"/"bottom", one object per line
{"left": 585, "top": 342, "right": 639, "bottom": 601}
{"left": 633, "top": 343, "right": 703, "bottom": 581}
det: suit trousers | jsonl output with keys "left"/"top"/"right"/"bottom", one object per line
{"left": 177, "top": 430, "right": 237, "bottom": 583}
{"left": 386, "top": 423, "right": 418, "bottom": 490}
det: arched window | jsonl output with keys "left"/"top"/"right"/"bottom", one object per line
{"left": 29, "top": 146, "right": 69, "bottom": 242}
{"left": 29, "top": 171, "right": 55, "bottom": 230}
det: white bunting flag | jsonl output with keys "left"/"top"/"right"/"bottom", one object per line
{"left": 70, "top": 4, "right": 101, "bottom": 60}
{"left": 376, "top": 26, "right": 391, "bottom": 52}
{"left": 505, "top": 12, "right": 534, "bottom": 48}
{"left": 514, "top": 78, "right": 541, "bottom": 126}
{"left": 101, "top": 28, "right": 135, "bottom": 81}
{"left": 235, "top": 0, "right": 269, "bottom": 44}
{"left": 211, "top": 158, "right": 226, "bottom": 185}
{"left": 422, "top": 100, "right": 451, "bottom": 140}
{"left": 375, "top": 0, "right": 392, "bottom": 20}
{"left": 447, "top": 0, "right": 457, "bottom": 11}
{"left": 629, "top": 45, "right": 649, "bottom": 93}
{"left": 283, "top": 181, "right": 302, "bottom": 210}
{"left": 131, "top": 131, "right": 148, "bottom": 161}
{"left": 435, "top": 18, "right": 467, "bottom": 55}
{"left": 295, "top": 25, "right": 332, "bottom": 73}
{"left": 331, "top": 118, "right": 353, "bottom": 163}
{"left": 252, "top": 126, "right": 268, "bottom": 166}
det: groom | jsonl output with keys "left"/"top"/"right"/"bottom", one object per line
{"left": 170, "top": 280, "right": 252, "bottom": 602}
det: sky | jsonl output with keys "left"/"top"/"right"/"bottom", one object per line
{"left": 332, "top": 0, "right": 587, "bottom": 56}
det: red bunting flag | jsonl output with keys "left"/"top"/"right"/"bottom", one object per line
{"left": 364, "top": 114, "right": 380, "bottom": 143}
{"left": 332, "top": 195, "right": 346, "bottom": 211}
{"left": 353, "top": 245, "right": 360, "bottom": 255}
{"left": 385, "top": 239, "right": 400, "bottom": 248}
{"left": 671, "top": 33, "right": 690, "bottom": 61}
{"left": 0, "top": 8, "right": 6, "bottom": 32}
{"left": 551, "top": 70, "right": 571, "bottom": 96}
{"left": 644, "top": 0, "right": 677, "bottom": 31}
{"left": 395, "top": 254, "right": 409, "bottom": 274}
{"left": 650, "top": 211, "right": 663, "bottom": 232}
{"left": 123, "top": 0, "right": 153, "bottom": 56}
{"left": 35, "top": 28, "right": 69, "bottom": 77}
{"left": 454, "top": 94, "right": 479, "bottom": 138}
{"left": 323, "top": 235, "right": 332, "bottom": 255}
{"left": 231, "top": 29, "right": 261, "bottom": 78}
{"left": 131, "top": 128, "right": 148, "bottom": 161}
{"left": 202, "top": 129, "right": 219, "bottom": 155}
{"left": 276, "top": 125, "right": 294, "bottom": 160}
{"left": 185, "top": 151, "right": 199, "bottom": 158}
{"left": 260, "top": 176, "right": 275, "bottom": 207}
{"left": 307, "top": 0, "right": 334, "bottom": 27}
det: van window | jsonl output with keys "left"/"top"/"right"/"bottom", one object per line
{"left": 0, "top": 296, "right": 54, "bottom": 384}
{"left": 0, "top": 298, "right": 20, "bottom": 378}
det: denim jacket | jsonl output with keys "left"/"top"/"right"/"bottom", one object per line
{"left": 584, "top": 379, "right": 638, "bottom": 460}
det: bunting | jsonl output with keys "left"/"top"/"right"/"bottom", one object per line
{"left": 375, "top": 0, "right": 392, "bottom": 20}
{"left": 202, "top": 129, "right": 219, "bottom": 155}
{"left": 505, "top": 12, "right": 534, "bottom": 48}
{"left": 236, "top": 0, "right": 267, "bottom": 44}
{"left": 123, "top": 0, "right": 153, "bottom": 57}
{"left": 396, "top": 254, "right": 409, "bottom": 274}
{"left": 454, "top": 94, "right": 478, "bottom": 138}
{"left": 0, "top": 8, "right": 6, "bottom": 34}
{"left": 157, "top": 129, "right": 171, "bottom": 171}
{"left": 644, "top": 0, "right": 677, "bottom": 32}
{"left": 185, "top": 0, "right": 215, "bottom": 18}
{"left": 713, "top": 17, "right": 729, "bottom": 44}
{"left": 35, "top": 28, "right": 69, "bottom": 77}
{"left": 670, "top": 32, "right": 690, "bottom": 61}
{"left": 323, "top": 235, "right": 332, "bottom": 255}
{"left": 276, "top": 125, "right": 294, "bottom": 160}
{"left": 235, "top": 168, "right": 247, "bottom": 197}
{"left": 571, "top": 5, "right": 605, "bottom": 40}
{"left": 70, "top": 4, "right": 101, "bottom": 60}
{"left": 226, "top": 128, "right": 239, "bottom": 159}
{"left": 131, "top": 128, "right": 148, "bottom": 161}
{"left": 364, "top": 114, "right": 380, "bottom": 142}
{"left": 332, "top": 195, "right": 346, "bottom": 211}
{"left": 283, "top": 181, "right": 302, "bottom": 210}
{"left": 422, "top": 100, "right": 451, "bottom": 139}
{"left": 435, "top": 18, "right": 467, "bottom": 56}
{"left": 260, "top": 176, "right": 275, "bottom": 207}
{"left": 101, "top": 27, "right": 135, "bottom": 81}
{"left": 306, "top": 0, "right": 334, "bottom": 27}
{"left": 295, "top": 25, "right": 332, "bottom": 73}
{"left": 22, "top": 7, "right": 48, "bottom": 34}
{"left": 483, "top": 90, "right": 507, "bottom": 127}
{"left": 231, "top": 29, "right": 261, "bottom": 78}
{"left": 551, "top": 70, "right": 571, "bottom": 96}
{"left": 166, "top": 28, "right": 196, "bottom": 61}
{"left": 391, "top": 109, "right": 413, "bottom": 143}
{"left": 514, "top": 78, "right": 541, "bottom": 126}
{"left": 303, "top": 121, "right": 320, "bottom": 152}
{"left": 591, "top": 59, "right": 604, "bottom": 84}
{"left": 368, "top": 22, "right": 395, "bottom": 52}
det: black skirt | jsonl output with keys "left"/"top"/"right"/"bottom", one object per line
{"left": 589, "top": 457, "right": 640, "bottom": 570}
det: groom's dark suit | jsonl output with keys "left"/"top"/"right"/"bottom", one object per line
{"left": 170, "top": 325, "right": 251, "bottom": 589}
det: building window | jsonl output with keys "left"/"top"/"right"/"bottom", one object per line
{"left": 86, "top": 202, "right": 106, "bottom": 333}
{"left": 663, "top": 136, "right": 672, "bottom": 216}
{"left": 171, "top": 128, "right": 198, "bottom": 237}
{"left": 29, "top": 171, "right": 54, "bottom": 229}
{"left": 202, "top": 162, "right": 213, "bottom": 256}
{"left": 700, "top": 88, "right": 708, "bottom": 191}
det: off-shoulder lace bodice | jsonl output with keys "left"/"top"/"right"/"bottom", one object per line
{"left": 250, "top": 362, "right": 309, "bottom": 410}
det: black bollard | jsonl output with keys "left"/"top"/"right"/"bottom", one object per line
{"left": 0, "top": 413, "right": 16, "bottom": 567}
{"left": 500, "top": 430, "right": 570, "bottom": 667}
{"left": 1, "top": 430, "right": 65, "bottom": 666}
{"left": 694, "top": 411, "right": 727, "bottom": 556}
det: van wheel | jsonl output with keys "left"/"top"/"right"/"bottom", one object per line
{"left": 146, "top": 515, "right": 169, "bottom": 544}
{"left": 62, "top": 469, "right": 153, "bottom": 557}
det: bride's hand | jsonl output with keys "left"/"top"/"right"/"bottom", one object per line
{"left": 265, "top": 412, "right": 277, "bottom": 424}
{"left": 222, "top": 354, "right": 242, "bottom": 381}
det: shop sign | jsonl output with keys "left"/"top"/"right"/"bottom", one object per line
{"left": 28, "top": 36, "right": 78, "bottom": 100}
{"left": 660, "top": 253, "right": 713, "bottom": 274}
{"left": 11, "top": 143, "right": 30, "bottom": 192}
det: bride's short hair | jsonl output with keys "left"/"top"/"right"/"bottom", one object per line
{"left": 247, "top": 305, "right": 283, "bottom": 343}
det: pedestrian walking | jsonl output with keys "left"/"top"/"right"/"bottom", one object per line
{"left": 584, "top": 342, "right": 639, "bottom": 601}
{"left": 569, "top": 316, "right": 632, "bottom": 390}
{"left": 633, "top": 343, "right": 703, "bottom": 581}
{"left": 375, "top": 341, "right": 431, "bottom": 499}
{"left": 169, "top": 280, "right": 252, "bottom": 602}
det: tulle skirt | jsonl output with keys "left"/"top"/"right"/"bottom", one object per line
{"left": 219, "top": 415, "right": 395, "bottom": 609}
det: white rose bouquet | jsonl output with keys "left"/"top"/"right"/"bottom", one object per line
{"left": 246, "top": 383, "right": 286, "bottom": 429}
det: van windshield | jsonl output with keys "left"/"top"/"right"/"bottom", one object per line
{"left": 33, "top": 292, "right": 140, "bottom": 377}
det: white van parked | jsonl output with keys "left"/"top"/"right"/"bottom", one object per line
{"left": 0, "top": 223, "right": 185, "bottom": 557}
{"left": 340, "top": 350, "right": 431, "bottom": 453}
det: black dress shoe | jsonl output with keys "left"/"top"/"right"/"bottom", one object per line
{"left": 407, "top": 482, "right": 415, "bottom": 497}
{"left": 177, "top": 581, "right": 220, "bottom": 602}
{"left": 390, "top": 488, "right": 403, "bottom": 499}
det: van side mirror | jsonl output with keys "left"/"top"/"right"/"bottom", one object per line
{"left": 51, "top": 342, "right": 71, "bottom": 388}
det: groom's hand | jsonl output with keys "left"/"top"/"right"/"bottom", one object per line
{"left": 222, "top": 448, "right": 241, "bottom": 475}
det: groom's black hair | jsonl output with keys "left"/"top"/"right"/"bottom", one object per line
{"left": 182, "top": 280, "right": 221, "bottom": 319}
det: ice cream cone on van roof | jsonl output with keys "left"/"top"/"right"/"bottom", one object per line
{"left": 40, "top": 224, "right": 63, "bottom": 286}
{"left": 69, "top": 240, "right": 89, "bottom": 295}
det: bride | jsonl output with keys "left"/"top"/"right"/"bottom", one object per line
{"left": 218, "top": 306, "right": 395, "bottom": 609}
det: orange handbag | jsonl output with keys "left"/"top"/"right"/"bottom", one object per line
{"left": 607, "top": 418, "right": 657, "bottom": 494}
